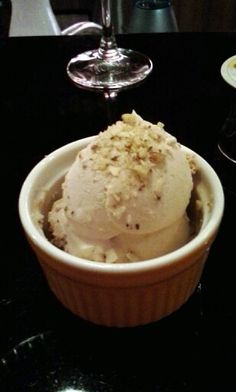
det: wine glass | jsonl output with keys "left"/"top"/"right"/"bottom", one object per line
{"left": 213, "top": 56, "right": 236, "bottom": 195}
{"left": 219, "top": 55, "right": 236, "bottom": 164}
{"left": 66, "top": 0, "right": 153, "bottom": 92}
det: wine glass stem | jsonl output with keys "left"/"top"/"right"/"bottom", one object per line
{"left": 98, "top": 0, "right": 120, "bottom": 60}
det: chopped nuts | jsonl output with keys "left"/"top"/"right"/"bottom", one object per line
{"left": 105, "top": 248, "right": 118, "bottom": 263}
{"left": 126, "top": 251, "right": 138, "bottom": 262}
{"left": 108, "top": 165, "right": 121, "bottom": 176}
{"left": 186, "top": 153, "right": 198, "bottom": 174}
{"left": 87, "top": 112, "right": 173, "bottom": 188}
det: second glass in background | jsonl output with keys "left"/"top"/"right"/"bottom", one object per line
{"left": 129, "top": 0, "right": 178, "bottom": 33}
{"left": 94, "top": 0, "right": 178, "bottom": 34}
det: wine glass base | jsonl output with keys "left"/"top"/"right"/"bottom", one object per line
{"left": 217, "top": 143, "right": 236, "bottom": 164}
{"left": 67, "top": 48, "right": 153, "bottom": 91}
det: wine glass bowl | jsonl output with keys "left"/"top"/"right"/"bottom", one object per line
{"left": 67, "top": 0, "right": 153, "bottom": 92}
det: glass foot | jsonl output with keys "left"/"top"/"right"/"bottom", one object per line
{"left": 217, "top": 101, "right": 236, "bottom": 164}
{"left": 67, "top": 48, "right": 153, "bottom": 91}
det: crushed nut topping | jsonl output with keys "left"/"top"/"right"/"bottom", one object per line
{"left": 86, "top": 111, "right": 177, "bottom": 183}
{"left": 186, "top": 153, "right": 198, "bottom": 175}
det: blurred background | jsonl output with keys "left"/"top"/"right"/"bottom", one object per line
{"left": 51, "top": 0, "right": 236, "bottom": 33}
{"left": 1, "top": 0, "right": 236, "bottom": 38}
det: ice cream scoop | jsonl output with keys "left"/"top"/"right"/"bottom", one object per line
{"left": 48, "top": 112, "right": 193, "bottom": 262}
{"left": 19, "top": 123, "right": 224, "bottom": 325}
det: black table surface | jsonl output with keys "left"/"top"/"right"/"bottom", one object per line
{"left": 0, "top": 33, "right": 235, "bottom": 391}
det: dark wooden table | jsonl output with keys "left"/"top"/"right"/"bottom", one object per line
{"left": 0, "top": 32, "right": 235, "bottom": 391}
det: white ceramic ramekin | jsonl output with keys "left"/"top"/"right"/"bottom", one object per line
{"left": 19, "top": 137, "right": 224, "bottom": 327}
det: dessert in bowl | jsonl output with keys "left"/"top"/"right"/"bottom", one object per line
{"left": 19, "top": 113, "right": 224, "bottom": 327}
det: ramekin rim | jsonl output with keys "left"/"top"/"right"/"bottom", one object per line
{"left": 18, "top": 138, "right": 224, "bottom": 275}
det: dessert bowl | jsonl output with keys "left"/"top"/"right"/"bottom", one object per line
{"left": 19, "top": 137, "right": 224, "bottom": 327}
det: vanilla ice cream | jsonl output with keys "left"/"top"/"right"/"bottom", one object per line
{"left": 48, "top": 112, "right": 194, "bottom": 263}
